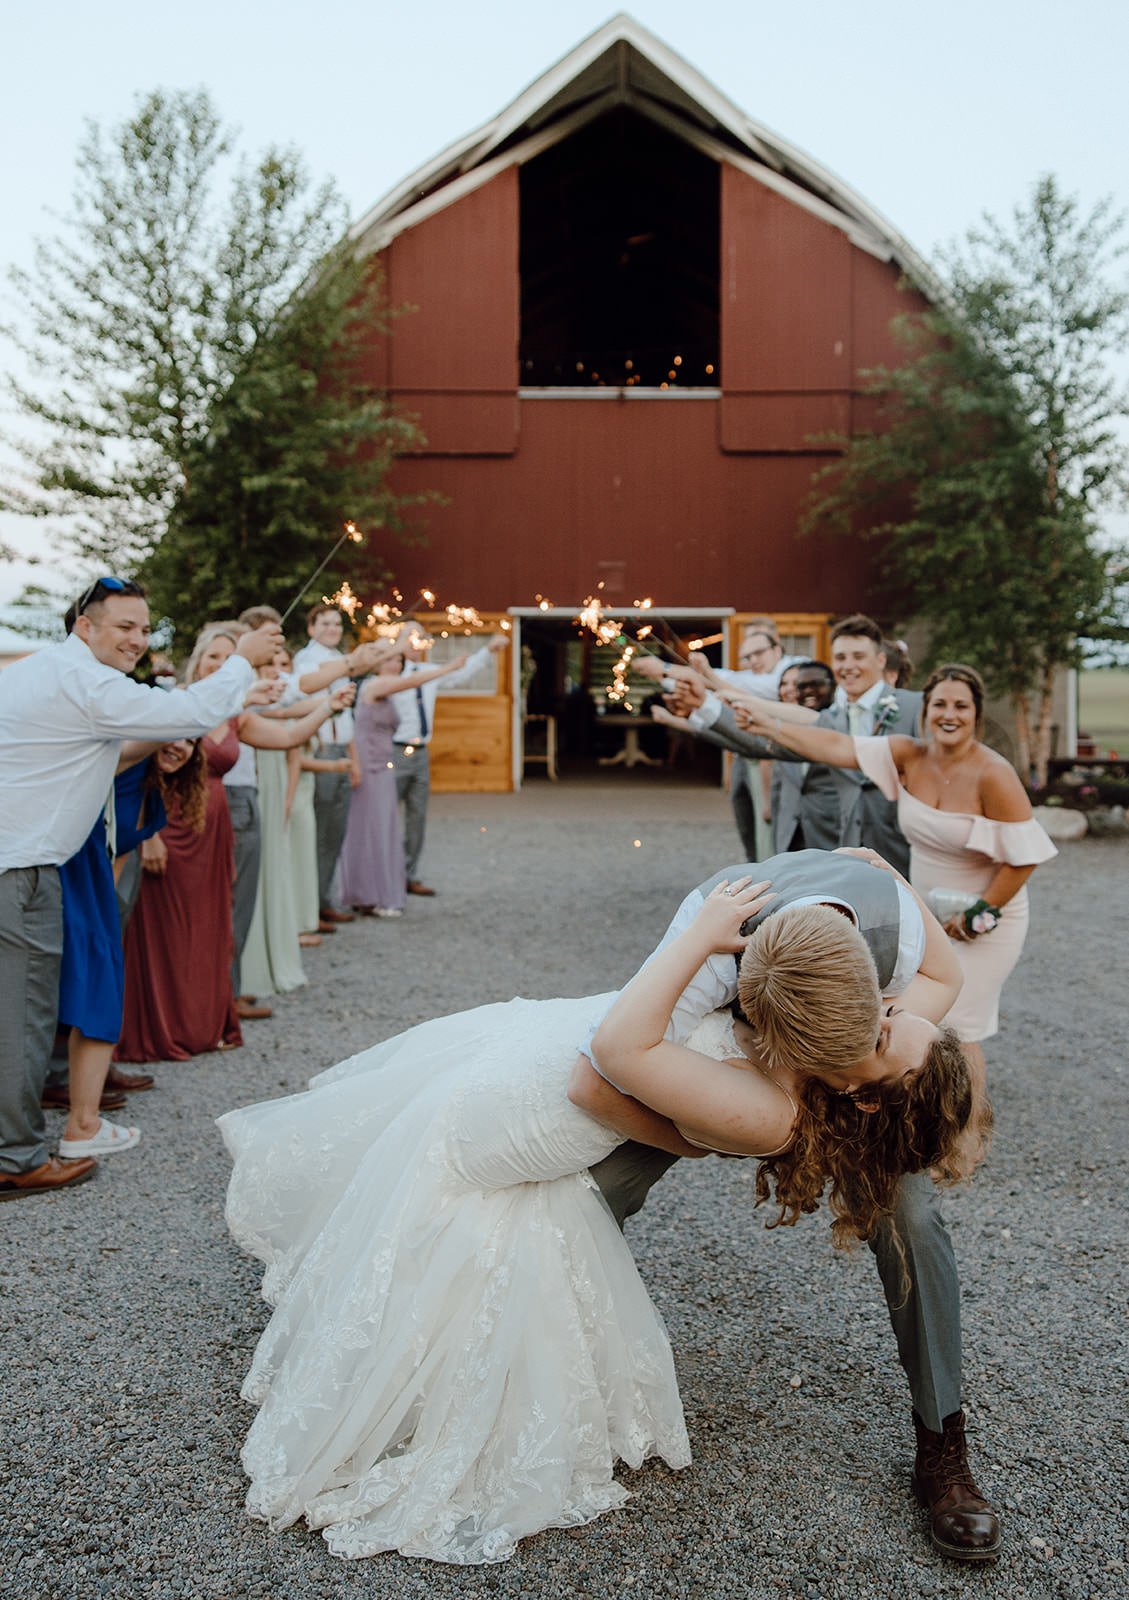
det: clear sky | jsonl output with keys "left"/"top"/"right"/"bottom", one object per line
{"left": 2, "top": 0, "right": 1127, "bottom": 602}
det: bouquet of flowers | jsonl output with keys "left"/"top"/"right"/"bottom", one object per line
{"left": 927, "top": 888, "right": 1001, "bottom": 936}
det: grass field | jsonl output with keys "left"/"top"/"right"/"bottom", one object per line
{"left": 1079, "top": 668, "right": 1129, "bottom": 755}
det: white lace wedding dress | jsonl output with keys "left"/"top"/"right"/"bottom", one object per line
{"left": 220, "top": 994, "right": 706, "bottom": 1565}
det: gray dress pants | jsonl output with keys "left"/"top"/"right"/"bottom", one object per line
{"left": 392, "top": 743, "right": 430, "bottom": 881}
{"left": 0, "top": 866, "right": 63, "bottom": 1173}
{"left": 226, "top": 785, "right": 261, "bottom": 995}
{"left": 589, "top": 1143, "right": 961, "bottom": 1433}
{"left": 314, "top": 745, "right": 352, "bottom": 910}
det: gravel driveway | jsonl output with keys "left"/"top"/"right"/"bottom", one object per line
{"left": 4, "top": 778, "right": 1125, "bottom": 1600}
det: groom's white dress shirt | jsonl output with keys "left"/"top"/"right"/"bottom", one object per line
{"left": 0, "top": 633, "right": 254, "bottom": 870}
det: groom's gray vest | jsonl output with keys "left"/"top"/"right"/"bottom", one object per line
{"left": 697, "top": 848, "right": 901, "bottom": 989}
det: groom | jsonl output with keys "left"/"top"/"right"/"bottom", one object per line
{"left": 571, "top": 847, "right": 1001, "bottom": 1563}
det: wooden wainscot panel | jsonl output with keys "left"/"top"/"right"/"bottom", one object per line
{"left": 429, "top": 696, "right": 513, "bottom": 793}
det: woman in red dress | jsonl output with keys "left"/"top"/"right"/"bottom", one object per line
{"left": 117, "top": 626, "right": 353, "bottom": 1063}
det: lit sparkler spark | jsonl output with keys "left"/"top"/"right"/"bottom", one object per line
{"left": 576, "top": 594, "right": 624, "bottom": 646}
{"left": 636, "top": 624, "right": 654, "bottom": 640}
{"left": 633, "top": 597, "right": 653, "bottom": 609}
{"left": 606, "top": 641, "right": 636, "bottom": 708}
{"left": 445, "top": 603, "right": 484, "bottom": 631}
{"left": 325, "top": 581, "right": 361, "bottom": 622}
{"left": 420, "top": 588, "right": 437, "bottom": 607}
{"left": 534, "top": 594, "right": 554, "bottom": 612}
{"left": 686, "top": 632, "right": 723, "bottom": 651}
{"left": 279, "top": 519, "right": 367, "bottom": 624}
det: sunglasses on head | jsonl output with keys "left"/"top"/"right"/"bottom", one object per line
{"left": 76, "top": 576, "right": 130, "bottom": 614}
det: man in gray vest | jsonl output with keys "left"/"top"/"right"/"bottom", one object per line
{"left": 671, "top": 615, "right": 921, "bottom": 875}
{"left": 570, "top": 848, "right": 1000, "bottom": 1563}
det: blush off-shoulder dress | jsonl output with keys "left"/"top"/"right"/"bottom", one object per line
{"left": 854, "top": 737, "right": 1057, "bottom": 1042}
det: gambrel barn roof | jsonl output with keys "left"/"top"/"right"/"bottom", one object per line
{"left": 351, "top": 11, "right": 942, "bottom": 300}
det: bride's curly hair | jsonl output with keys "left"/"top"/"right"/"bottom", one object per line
{"left": 754, "top": 1027, "right": 991, "bottom": 1263}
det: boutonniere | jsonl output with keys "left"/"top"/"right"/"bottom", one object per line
{"left": 872, "top": 693, "right": 900, "bottom": 734}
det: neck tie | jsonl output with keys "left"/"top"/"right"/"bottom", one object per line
{"left": 847, "top": 702, "right": 863, "bottom": 735}
{"left": 416, "top": 684, "right": 429, "bottom": 741}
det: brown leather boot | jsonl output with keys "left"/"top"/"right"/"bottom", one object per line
{"left": 911, "top": 1409, "right": 1001, "bottom": 1561}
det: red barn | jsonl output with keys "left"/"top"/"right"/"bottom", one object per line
{"left": 351, "top": 14, "right": 942, "bottom": 789}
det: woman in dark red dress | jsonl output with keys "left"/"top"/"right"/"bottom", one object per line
{"left": 117, "top": 723, "right": 244, "bottom": 1062}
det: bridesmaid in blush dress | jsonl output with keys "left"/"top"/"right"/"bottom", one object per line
{"left": 338, "top": 650, "right": 466, "bottom": 917}
{"left": 727, "top": 663, "right": 1056, "bottom": 1095}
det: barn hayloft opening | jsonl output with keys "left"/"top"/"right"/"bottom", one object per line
{"left": 519, "top": 108, "right": 720, "bottom": 389}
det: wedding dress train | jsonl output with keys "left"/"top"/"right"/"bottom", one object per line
{"left": 220, "top": 994, "right": 692, "bottom": 1564}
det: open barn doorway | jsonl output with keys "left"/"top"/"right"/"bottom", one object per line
{"left": 509, "top": 606, "right": 733, "bottom": 787}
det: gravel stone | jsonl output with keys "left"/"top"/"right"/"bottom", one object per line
{"left": 2, "top": 782, "right": 1125, "bottom": 1599}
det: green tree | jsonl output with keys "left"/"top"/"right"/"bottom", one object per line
{"left": 2, "top": 89, "right": 422, "bottom": 638}
{"left": 805, "top": 176, "right": 1128, "bottom": 784}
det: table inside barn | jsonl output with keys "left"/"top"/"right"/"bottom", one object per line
{"left": 596, "top": 714, "right": 662, "bottom": 768}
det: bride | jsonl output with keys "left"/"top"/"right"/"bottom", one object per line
{"left": 220, "top": 876, "right": 978, "bottom": 1566}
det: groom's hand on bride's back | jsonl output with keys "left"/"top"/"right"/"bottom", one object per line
{"left": 695, "top": 877, "right": 775, "bottom": 952}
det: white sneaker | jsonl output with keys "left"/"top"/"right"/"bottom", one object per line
{"left": 375, "top": 907, "right": 403, "bottom": 919}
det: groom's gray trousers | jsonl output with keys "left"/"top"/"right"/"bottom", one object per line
{"left": 589, "top": 1143, "right": 961, "bottom": 1434}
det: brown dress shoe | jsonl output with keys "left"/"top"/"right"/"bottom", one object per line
{"left": 316, "top": 920, "right": 338, "bottom": 934}
{"left": 0, "top": 1155, "right": 97, "bottom": 1201}
{"left": 104, "top": 1066, "right": 155, "bottom": 1092}
{"left": 234, "top": 996, "right": 273, "bottom": 1021}
{"left": 41, "top": 1083, "right": 127, "bottom": 1113}
{"left": 406, "top": 879, "right": 436, "bottom": 896}
{"left": 911, "top": 1409, "right": 1001, "bottom": 1561}
{"left": 319, "top": 907, "right": 356, "bottom": 923}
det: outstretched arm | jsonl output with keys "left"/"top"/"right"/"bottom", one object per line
{"left": 363, "top": 654, "right": 468, "bottom": 700}
{"left": 238, "top": 685, "right": 356, "bottom": 750}
{"left": 729, "top": 705, "right": 858, "bottom": 767}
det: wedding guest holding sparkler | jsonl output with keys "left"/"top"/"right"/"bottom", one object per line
{"left": 637, "top": 620, "right": 802, "bottom": 860}
{"left": 227, "top": 608, "right": 392, "bottom": 1017}
{"left": 390, "top": 624, "right": 508, "bottom": 896}
{"left": 666, "top": 615, "right": 922, "bottom": 876}
{"left": 117, "top": 628, "right": 354, "bottom": 1062}
{"left": 338, "top": 648, "right": 469, "bottom": 917}
{"left": 292, "top": 604, "right": 360, "bottom": 929}
{"left": 0, "top": 580, "right": 282, "bottom": 1196}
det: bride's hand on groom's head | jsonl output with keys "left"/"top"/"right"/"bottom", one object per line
{"left": 697, "top": 877, "right": 775, "bottom": 952}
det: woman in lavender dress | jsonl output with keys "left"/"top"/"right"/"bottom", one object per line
{"left": 338, "top": 650, "right": 465, "bottom": 917}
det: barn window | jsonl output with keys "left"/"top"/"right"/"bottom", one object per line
{"left": 519, "top": 108, "right": 720, "bottom": 389}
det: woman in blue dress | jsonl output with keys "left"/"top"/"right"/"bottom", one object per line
{"left": 55, "top": 739, "right": 203, "bottom": 1160}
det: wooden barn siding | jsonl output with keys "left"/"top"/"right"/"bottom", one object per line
{"left": 356, "top": 168, "right": 521, "bottom": 455}
{"left": 366, "top": 162, "right": 919, "bottom": 612}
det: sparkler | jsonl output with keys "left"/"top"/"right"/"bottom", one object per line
{"left": 324, "top": 581, "right": 361, "bottom": 622}
{"left": 279, "top": 521, "right": 365, "bottom": 625}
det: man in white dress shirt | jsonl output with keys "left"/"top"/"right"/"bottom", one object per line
{"left": 291, "top": 604, "right": 361, "bottom": 926}
{"left": 392, "top": 624, "right": 507, "bottom": 896}
{"left": 0, "top": 578, "right": 281, "bottom": 1199}
{"left": 636, "top": 621, "right": 802, "bottom": 859}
